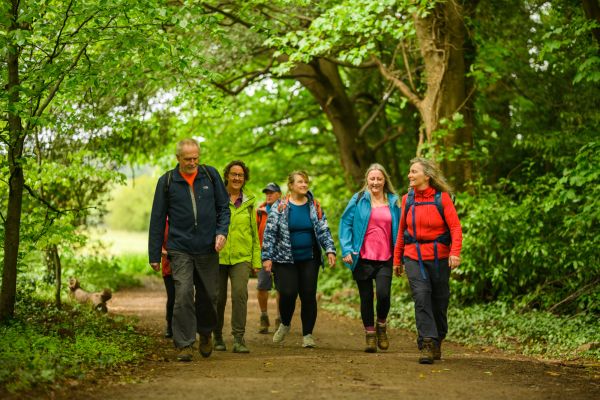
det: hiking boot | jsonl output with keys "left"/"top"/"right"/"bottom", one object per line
{"left": 177, "top": 345, "right": 193, "bottom": 362}
{"left": 273, "top": 323, "right": 290, "bottom": 343}
{"left": 233, "top": 337, "right": 250, "bottom": 353}
{"left": 433, "top": 340, "right": 442, "bottom": 360}
{"left": 164, "top": 324, "right": 173, "bottom": 339}
{"left": 213, "top": 334, "right": 227, "bottom": 351}
{"left": 365, "top": 332, "right": 377, "bottom": 353}
{"left": 376, "top": 322, "right": 389, "bottom": 350}
{"left": 419, "top": 338, "right": 435, "bottom": 364}
{"left": 259, "top": 314, "right": 270, "bottom": 334}
{"left": 199, "top": 334, "right": 213, "bottom": 358}
{"left": 302, "top": 334, "right": 316, "bottom": 348}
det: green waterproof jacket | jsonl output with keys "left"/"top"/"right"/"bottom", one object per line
{"left": 219, "top": 192, "right": 262, "bottom": 269}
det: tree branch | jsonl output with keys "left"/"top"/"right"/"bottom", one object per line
{"left": 372, "top": 127, "right": 405, "bottom": 152}
{"left": 373, "top": 56, "right": 422, "bottom": 110}
{"left": 358, "top": 83, "right": 395, "bottom": 137}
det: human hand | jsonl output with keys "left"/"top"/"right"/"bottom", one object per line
{"left": 342, "top": 254, "right": 353, "bottom": 264}
{"left": 449, "top": 255, "right": 461, "bottom": 269}
{"left": 215, "top": 235, "right": 227, "bottom": 252}
{"left": 150, "top": 263, "right": 161, "bottom": 272}
{"left": 263, "top": 260, "right": 272, "bottom": 272}
{"left": 327, "top": 253, "right": 336, "bottom": 267}
{"left": 393, "top": 264, "right": 404, "bottom": 277}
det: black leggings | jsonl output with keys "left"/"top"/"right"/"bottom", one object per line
{"left": 354, "top": 258, "right": 392, "bottom": 328}
{"left": 273, "top": 259, "right": 320, "bottom": 336}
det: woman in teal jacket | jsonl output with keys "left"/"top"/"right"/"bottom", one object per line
{"left": 339, "top": 163, "right": 400, "bottom": 353}
{"left": 213, "top": 160, "right": 261, "bottom": 354}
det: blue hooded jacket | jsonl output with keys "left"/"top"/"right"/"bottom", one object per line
{"left": 338, "top": 190, "right": 400, "bottom": 270}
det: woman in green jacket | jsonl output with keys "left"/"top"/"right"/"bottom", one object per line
{"left": 213, "top": 160, "right": 262, "bottom": 353}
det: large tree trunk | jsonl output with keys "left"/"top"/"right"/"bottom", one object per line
{"left": 414, "top": 0, "right": 473, "bottom": 190}
{"left": 1, "top": 0, "right": 25, "bottom": 320}
{"left": 291, "top": 59, "right": 375, "bottom": 187}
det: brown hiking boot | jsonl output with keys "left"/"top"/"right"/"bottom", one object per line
{"left": 365, "top": 332, "right": 377, "bottom": 353}
{"left": 259, "top": 314, "right": 270, "bottom": 334}
{"left": 177, "top": 345, "right": 193, "bottom": 362}
{"left": 433, "top": 340, "right": 442, "bottom": 360}
{"left": 376, "top": 322, "right": 389, "bottom": 350}
{"left": 199, "top": 334, "right": 213, "bottom": 358}
{"left": 419, "top": 338, "right": 434, "bottom": 364}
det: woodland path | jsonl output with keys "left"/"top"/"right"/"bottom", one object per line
{"left": 64, "top": 278, "right": 599, "bottom": 400}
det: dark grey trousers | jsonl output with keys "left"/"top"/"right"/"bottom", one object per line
{"left": 170, "top": 250, "right": 219, "bottom": 348}
{"left": 404, "top": 257, "right": 450, "bottom": 348}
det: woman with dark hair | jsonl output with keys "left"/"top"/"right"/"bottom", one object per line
{"left": 213, "top": 160, "right": 261, "bottom": 353}
{"left": 393, "top": 157, "right": 463, "bottom": 364}
{"left": 261, "top": 171, "right": 336, "bottom": 348}
{"left": 339, "top": 163, "right": 400, "bottom": 352}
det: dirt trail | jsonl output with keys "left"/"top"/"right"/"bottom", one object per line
{"left": 69, "top": 278, "right": 598, "bottom": 400}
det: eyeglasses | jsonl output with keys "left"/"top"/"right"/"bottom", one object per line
{"left": 229, "top": 173, "right": 245, "bottom": 178}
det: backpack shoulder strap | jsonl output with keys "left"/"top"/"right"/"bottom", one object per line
{"left": 434, "top": 191, "right": 448, "bottom": 228}
{"left": 200, "top": 164, "right": 214, "bottom": 185}
{"left": 313, "top": 199, "right": 323, "bottom": 220}
{"left": 403, "top": 188, "right": 415, "bottom": 222}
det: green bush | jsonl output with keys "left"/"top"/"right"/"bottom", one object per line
{"left": 0, "top": 297, "right": 150, "bottom": 393}
{"left": 455, "top": 142, "right": 600, "bottom": 314}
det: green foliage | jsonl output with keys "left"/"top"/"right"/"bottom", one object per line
{"left": 456, "top": 142, "right": 600, "bottom": 314}
{"left": 0, "top": 297, "right": 150, "bottom": 393}
{"left": 106, "top": 176, "right": 156, "bottom": 232}
{"left": 62, "top": 254, "right": 150, "bottom": 292}
{"left": 323, "top": 293, "right": 600, "bottom": 361}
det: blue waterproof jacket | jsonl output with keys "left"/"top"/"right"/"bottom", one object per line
{"left": 338, "top": 191, "right": 400, "bottom": 271}
{"left": 148, "top": 164, "right": 230, "bottom": 263}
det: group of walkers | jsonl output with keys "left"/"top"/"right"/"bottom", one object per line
{"left": 148, "top": 138, "right": 463, "bottom": 365}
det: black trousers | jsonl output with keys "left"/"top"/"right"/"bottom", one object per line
{"left": 354, "top": 258, "right": 392, "bottom": 328}
{"left": 273, "top": 259, "right": 320, "bottom": 336}
{"left": 404, "top": 257, "right": 450, "bottom": 348}
{"left": 163, "top": 274, "right": 175, "bottom": 327}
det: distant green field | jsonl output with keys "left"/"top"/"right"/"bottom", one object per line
{"left": 87, "top": 228, "right": 147, "bottom": 256}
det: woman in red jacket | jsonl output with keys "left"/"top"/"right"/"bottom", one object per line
{"left": 393, "top": 158, "right": 463, "bottom": 364}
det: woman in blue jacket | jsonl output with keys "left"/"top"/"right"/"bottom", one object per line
{"left": 339, "top": 164, "right": 400, "bottom": 353}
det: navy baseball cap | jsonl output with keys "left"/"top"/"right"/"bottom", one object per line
{"left": 262, "top": 182, "right": 281, "bottom": 193}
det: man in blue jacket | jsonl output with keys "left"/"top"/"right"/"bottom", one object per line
{"left": 149, "top": 138, "right": 230, "bottom": 361}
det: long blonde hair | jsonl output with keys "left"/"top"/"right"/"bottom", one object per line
{"left": 361, "top": 163, "right": 397, "bottom": 195}
{"left": 410, "top": 157, "right": 453, "bottom": 194}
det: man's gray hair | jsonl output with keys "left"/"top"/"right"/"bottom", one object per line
{"left": 176, "top": 138, "right": 200, "bottom": 156}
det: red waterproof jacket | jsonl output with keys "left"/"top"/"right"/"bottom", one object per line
{"left": 161, "top": 221, "right": 171, "bottom": 277}
{"left": 393, "top": 186, "right": 462, "bottom": 265}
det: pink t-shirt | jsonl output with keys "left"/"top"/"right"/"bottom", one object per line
{"left": 359, "top": 206, "right": 392, "bottom": 261}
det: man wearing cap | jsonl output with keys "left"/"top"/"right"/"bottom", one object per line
{"left": 256, "top": 182, "right": 281, "bottom": 333}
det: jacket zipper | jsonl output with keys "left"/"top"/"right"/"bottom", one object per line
{"left": 188, "top": 186, "right": 197, "bottom": 229}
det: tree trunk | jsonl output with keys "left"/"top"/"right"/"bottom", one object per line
{"left": 413, "top": 0, "right": 473, "bottom": 190}
{"left": 1, "top": 0, "right": 25, "bottom": 321}
{"left": 45, "top": 245, "right": 63, "bottom": 308}
{"left": 291, "top": 59, "right": 375, "bottom": 187}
